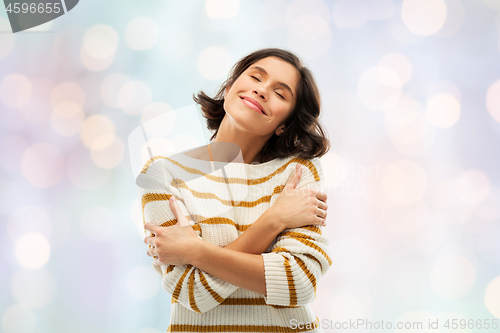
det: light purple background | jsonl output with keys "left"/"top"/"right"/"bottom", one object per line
{"left": 1, "top": 0, "right": 499, "bottom": 332}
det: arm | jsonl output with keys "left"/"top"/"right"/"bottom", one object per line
{"left": 261, "top": 158, "right": 332, "bottom": 306}
{"left": 223, "top": 162, "right": 327, "bottom": 255}
{"left": 137, "top": 163, "right": 240, "bottom": 313}
{"left": 183, "top": 159, "right": 332, "bottom": 307}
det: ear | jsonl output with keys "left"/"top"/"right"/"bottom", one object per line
{"left": 224, "top": 86, "right": 231, "bottom": 97}
{"left": 275, "top": 125, "right": 285, "bottom": 136}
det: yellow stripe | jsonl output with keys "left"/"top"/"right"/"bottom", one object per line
{"left": 167, "top": 321, "right": 319, "bottom": 332}
{"left": 141, "top": 155, "right": 320, "bottom": 184}
{"left": 198, "top": 270, "right": 225, "bottom": 304}
{"left": 165, "top": 265, "right": 174, "bottom": 274}
{"left": 294, "top": 238, "right": 333, "bottom": 266}
{"left": 298, "top": 225, "right": 322, "bottom": 235}
{"left": 188, "top": 271, "right": 201, "bottom": 313}
{"left": 220, "top": 297, "right": 298, "bottom": 309}
{"left": 292, "top": 255, "right": 317, "bottom": 296}
{"left": 272, "top": 247, "right": 325, "bottom": 278}
{"left": 283, "top": 257, "right": 297, "bottom": 307}
{"left": 171, "top": 265, "right": 191, "bottom": 303}
{"left": 304, "top": 253, "right": 324, "bottom": 271}
{"left": 171, "top": 178, "right": 283, "bottom": 208}
{"left": 279, "top": 231, "right": 315, "bottom": 241}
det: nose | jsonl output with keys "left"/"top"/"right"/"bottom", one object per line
{"left": 253, "top": 86, "right": 267, "bottom": 100}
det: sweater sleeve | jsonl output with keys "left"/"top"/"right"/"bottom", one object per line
{"left": 262, "top": 158, "right": 333, "bottom": 307}
{"left": 137, "top": 161, "right": 239, "bottom": 313}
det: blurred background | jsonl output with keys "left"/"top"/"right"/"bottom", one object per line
{"left": 1, "top": 0, "right": 500, "bottom": 332}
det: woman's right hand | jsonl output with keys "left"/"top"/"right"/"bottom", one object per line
{"left": 270, "top": 163, "right": 328, "bottom": 230}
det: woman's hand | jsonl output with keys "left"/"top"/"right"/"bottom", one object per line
{"left": 270, "top": 163, "right": 328, "bottom": 230}
{"left": 144, "top": 196, "right": 202, "bottom": 266}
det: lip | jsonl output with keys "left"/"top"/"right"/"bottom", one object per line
{"left": 240, "top": 96, "right": 266, "bottom": 115}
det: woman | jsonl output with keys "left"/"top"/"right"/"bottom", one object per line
{"left": 137, "top": 48, "right": 332, "bottom": 332}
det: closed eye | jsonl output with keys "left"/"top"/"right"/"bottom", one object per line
{"left": 275, "top": 91, "right": 284, "bottom": 99}
{"left": 250, "top": 75, "right": 261, "bottom": 82}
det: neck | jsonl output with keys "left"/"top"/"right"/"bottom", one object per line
{"left": 213, "top": 115, "right": 273, "bottom": 164}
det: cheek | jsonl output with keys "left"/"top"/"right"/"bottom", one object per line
{"left": 271, "top": 102, "right": 292, "bottom": 120}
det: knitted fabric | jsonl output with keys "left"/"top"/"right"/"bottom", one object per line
{"left": 136, "top": 153, "right": 332, "bottom": 333}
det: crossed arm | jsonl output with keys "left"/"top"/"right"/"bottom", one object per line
{"left": 139, "top": 161, "right": 331, "bottom": 313}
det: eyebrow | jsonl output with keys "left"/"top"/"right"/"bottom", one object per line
{"left": 249, "top": 66, "right": 295, "bottom": 97}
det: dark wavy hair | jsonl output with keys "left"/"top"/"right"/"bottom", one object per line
{"left": 193, "top": 48, "right": 330, "bottom": 163}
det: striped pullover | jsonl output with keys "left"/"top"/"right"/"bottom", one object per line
{"left": 136, "top": 152, "right": 332, "bottom": 333}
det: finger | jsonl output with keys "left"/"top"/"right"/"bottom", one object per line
{"left": 316, "top": 207, "right": 327, "bottom": 220}
{"left": 170, "top": 197, "right": 190, "bottom": 227}
{"left": 317, "top": 199, "right": 328, "bottom": 211}
{"left": 144, "top": 236, "right": 156, "bottom": 246}
{"left": 144, "top": 222, "right": 159, "bottom": 234}
{"left": 146, "top": 247, "right": 158, "bottom": 257}
{"left": 169, "top": 196, "right": 178, "bottom": 219}
{"left": 315, "top": 190, "right": 327, "bottom": 203}
{"left": 285, "top": 163, "right": 302, "bottom": 190}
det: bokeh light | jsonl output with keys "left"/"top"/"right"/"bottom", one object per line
{"left": 117, "top": 80, "right": 153, "bottom": 115}
{"left": 401, "top": 0, "right": 447, "bottom": 36}
{"left": 485, "top": 276, "right": 500, "bottom": 317}
{"left": 50, "top": 102, "right": 85, "bottom": 137}
{"left": 358, "top": 66, "right": 402, "bottom": 111}
{"left": 158, "top": 26, "right": 193, "bottom": 61}
{"left": 50, "top": 82, "right": 85, "bottom": 108}
{"left": 396, "top": 261, "right": 435, "bottom": 306}
{"left": 66, "top": 147, "right": 112, "bottom": 190}
{"left": 486, "top": 79, "right": 500, "bottom": 123}
{"left": 126, "top": 265, "right": 161, "bottom": 300}
{"left": 475, "top": 186, "right": 500, "bottom": 221}
{"left": 100, "top": 73, "right": 131, "bottom": 108}
{"left": 197, "top": 46, "right": 232, "bottom": 80}
{"left": 436, "top": 0, "right": 465, "bottom": 37}
{"left": 426, "top": 93, "right": 461, "bottom": 128}
{"left": 7, "top": 206, "right": 51, "bottom": 242}
{"left": 90, "top": 134, "right": 125, "bottom": 169}
{"left": 0, "top": 74, "right": 32, "bottom": 109}
{"left": 455, "top": 169, "right": 490, "bottom": 205}
{"left": 82, "top": 24, "right": 119, "bottom": 59}
{"left": 205, "top": 0, "right": 239, "bottom": 18}
{"left": 2, "top": 305, "right": 36, "bottom": 333}
{"left": 382, "top": 201, "right": 428, "bottom": 236}
{"left": 286, "top": 0, "right": 332, "bottom": 59}
{"left": 15, "top": 233, "right": 51, "bottom": 269}
{"left": 140, "top": 102, "right": 173, "bottom": 125}
{"left": 11, "top": 268, "right": 55, "bottom": 308}
{"left": 332, "top": 0, "right": 368, "bottom": 29}
{"left": 80, "top": 115, "right": 116, "bottom": 149}
{"left": 288, "top": 14, "right": 331, "bottom": 60}
{"left": 21, "top": 143, "right": 65, "bottom": 188}
{"left": 81, "top": 206, "right": 122, "bottom": 242}
{"left": 382, "top": 160, "right": 427, "bottom": 205}
{"left": 321, "top": 153, "right": 348, "bottom": 190}
{"left": 379, "top": 53, "right": 413, "bottom": 85}
{"left": 125, "top": 17, "right": 159, "bottom": 50}
{"left": 0, "top": 135, "right": 28, "bottom": 171}
{"left": 431, "top": 253, "right": 476, "bottom": 299}
{"left": 327, "top": 286, "right": 374, "bottom": 322}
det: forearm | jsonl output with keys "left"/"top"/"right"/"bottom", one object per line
{"left": 191, "top": 241, "right": 266, "bottom": 295}
{"left": 223, "top": 208, "right": 283, "bottom": 254}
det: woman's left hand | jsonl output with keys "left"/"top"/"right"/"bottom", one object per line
{"left": 144, "top": 197, "right": 201, "bottom": 266}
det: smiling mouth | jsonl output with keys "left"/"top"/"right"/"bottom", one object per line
{"left": 240, "top": 97, "right": 266, "bottom": 115}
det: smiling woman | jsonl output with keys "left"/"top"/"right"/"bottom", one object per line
{"left": 137, "top": 48, "right": 332, "bottom": 333}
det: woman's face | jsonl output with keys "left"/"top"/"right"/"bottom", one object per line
{"left": 223, "top": 56, "right": 300, "bottom": 137}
